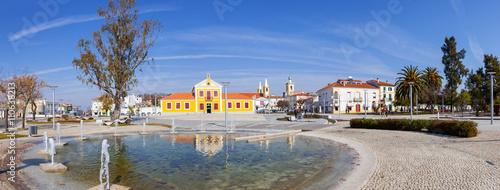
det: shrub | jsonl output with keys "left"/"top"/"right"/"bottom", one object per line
{"left": 88, "top": 117, "right": 94, "bottom": 120}
{"left": 303, "top": 114, "right": 323, "bottom": 119}
{"left": 287, "top": 111, "right": 295, "bottom": 115}
{"left": 62, "top": 114, "right": 69, "bottom": 120}
{"left": 47, "top": 117, "right": 52, "bottom": 122}
{"left": 349, "top": 119, "right": 478, "bottom": 137}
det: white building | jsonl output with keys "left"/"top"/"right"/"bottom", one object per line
{"left": 122, "top": 94, "right": 143, "bottom": 108}
{"left": 269, "top": 95, "right": 285, "bottom": 110}
{"left": 316, "top": 77, "right": 381, "bottom": 113}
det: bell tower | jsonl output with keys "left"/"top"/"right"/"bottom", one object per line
{"left": 286, "top": 76, "right": 295, "bottom": 96}
{"left": 257, "top": 81, "right": 263, "bottom": 94}
{"left": 263, "top": 78, "right": 270, "bottom": 97}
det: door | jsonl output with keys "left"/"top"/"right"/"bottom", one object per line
{"left": 207, "top": 103, "right": 212, "bottom": 113}
{"left": 356, "top": 104, "right": 360, "bottom": 112}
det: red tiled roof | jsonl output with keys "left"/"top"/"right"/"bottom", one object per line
{"left": 317, "top": 82, "right": 377, "bottom": 92}
{"left": 371, "top": 80, "right": 394, "bottom": 86}
{"left": 289, "top": 92, "right": 314, "bottom": 97}
{"left": 162, "top": 93, "right": 195, "bottom": 100}
{"left": 222, "top": 93, "right": 264, "bottom": 99}
{"left": 270, "top": 96, "right": 285, "bottom": 99}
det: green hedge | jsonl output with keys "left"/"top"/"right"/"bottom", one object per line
{"left": 303, "top": 114, "right": 323, "bottom": 119}
{"left": 350, "top": 119, "right": 478, "bottom": 137}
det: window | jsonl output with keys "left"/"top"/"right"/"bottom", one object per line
{"left": 388, "top": 87, "right": 393, "bottom": 91}
{"left": 244, "top": 102, "right": 249, "bottom": 109}
{"left": 228, "top": 102, "right": 232, "bottom": 109}
{"left": 184, "top": 102, "right": 190, "bottom": 109}
{"left": 207, "top": 90, "right": 212, "bottom": 100}
{"left": 199, "top": 90, "right": 204, "bottom": 97}
{"left": 356, "top": 92, "right": 360, "bottom": 99}
{"left": 383, "top": 94, "right": 386, "bottom": 98}
{"left": 236, "top": 102, "right": 241, "bottom": 109}
{"left": 175, "top": 102, "right": 181, "bottom": 110}
{"left": 373, "top": 92, "right": 376, "bottom": 99}
{"left": 389, "top": 94, "right": 392, "bottom": 100}
{"left": 199, "top": 103, "right": 204, "bottom": 110}
{"left": 383, "top": 87, "right": 386, "bottom": 91}
{"left": 260, "top": 101, "right": 264, "bottom": 106}
{"left": 214, "top": 90, "right": 219, "bottom": 97}
{"left": 214, "top": 103, "right": 219, "bottom": 110}
{"left": 333, "top": 92, "right": 338, "bottom": 99}
{"left": 166, "top": 102, "right": 172, "bottom": 110}
{"left": 347, "top": 92, "right": 351, "bottom": 99}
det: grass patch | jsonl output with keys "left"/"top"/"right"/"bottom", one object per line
{"left": 276, "top": 118, "right": 289, "bottom": 121}
{"left": 110, "top": 123, "right": 136, "bottom": 127}
{"left": 0, "top": 134, "right": 28, "bottom": 139}
{"left": 146, "top": 123, "right": 172, "bottom": 128}
{"left": 27, "top": 120, "right": 96, "bottom": 124}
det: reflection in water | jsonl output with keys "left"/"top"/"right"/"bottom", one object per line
{"left": 195, "top": 134, "right": 224, "bottom": 157}
{"left": 288, "top": 136, "right": 296, "bottom": 152}
{"left": 22, "top": 132, "right": 354, "bottom": 190}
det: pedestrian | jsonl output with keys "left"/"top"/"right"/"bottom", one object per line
{"left": 382, "top": 108, "right": 386, "bottom": 117}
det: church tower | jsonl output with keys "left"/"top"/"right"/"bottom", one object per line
{"left": 257, "top": 81, "right": 263, "bottom": 94}
{"left": 264, "top": 78, "right": 270, "bottom": 97}
{"left": 286, "top": 76, "right": 295, "bottom": 97}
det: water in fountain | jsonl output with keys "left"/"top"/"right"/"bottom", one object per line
{"left": 80, "top": 120, "right": 84, "bottom": 138}
{"left": 146, "top": 117, "right": 149, "bottom": 124}
{"left": 170, "top": 119, "right": 176, "bottom": 132}
{"left": 48, "top": 138, "right": 55, "bottom": 166}
{"left": 142, "top": 122, "right": 146, "bottom": 133}
{"left": 230, "top": 117, "right": 235, "bottom": 132}
{"left": 43, "top": 131, "right": 48, "bottom": 151}
{"left": 200, "top": 113, "right": 205, "bottom": 132}
{"left": 56, "top": 123, "right": 61, "bottom": 143}
{"left": 100, "top": 139, "right": 110, "bottom": 190}
{"left": 114, "top": 120, "right": 118, "bottom": 135}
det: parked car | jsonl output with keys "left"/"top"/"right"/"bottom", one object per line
{"left": 257, "top": 109, "right": 270, "bottom": 113}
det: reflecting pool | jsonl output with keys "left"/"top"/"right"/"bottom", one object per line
{"left": 21, "top": 132, "right": 356, "bottom": 189}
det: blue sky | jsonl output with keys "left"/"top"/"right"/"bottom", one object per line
{"left": 1, "top": 0, "right": 500, "bottom": 109}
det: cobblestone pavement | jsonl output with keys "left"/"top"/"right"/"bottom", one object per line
{"left": 308, "top": 121, "right": 500, "bottom": 189}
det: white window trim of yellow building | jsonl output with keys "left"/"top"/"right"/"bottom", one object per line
{"left": 214, "top": 103, "right": 219, "bottom": 110}
{"left": 244, "top": 102, "right": 249, "bottom": 109}
{"left": 175, "top": 102, "right": 181, "bottom": 110}
{"left": 199, "top": 103, "right": 204, "bottom": 111}
{"left": 199, "top": 90, "right": 204, "bottom": 98}
{"left": 228, "top": 102, "right": 232, "bottom": 109}
{"left": 166, "top": 102, "right": 172, "bottom": 110}
{"left": 184, "top": 102, "right": 190, "bottom": 110}
{"left": 236, "top": 102, "right": 241, "bottom": 109}
{"left": 214, "top": 90, "right": 219, "bottom": 97}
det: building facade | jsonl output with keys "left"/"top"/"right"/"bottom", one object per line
{"left": 316, "top": 76, "right": 395, "bottom": 113}
{"left": 161, "top": 74, "right": 263, "bottom": 114}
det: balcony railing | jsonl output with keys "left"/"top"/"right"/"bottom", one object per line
{"left": 353, "top": 98, "right": 363, "bottom": 102}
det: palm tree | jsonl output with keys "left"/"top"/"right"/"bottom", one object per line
{"left": 422, "top": 67, "right": 443, "bottom": 88}
{"left": 395, "top": 65, "right": 424, "bottom": 102}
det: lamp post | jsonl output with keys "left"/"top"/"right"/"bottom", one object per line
{"left": 408, "top": 82, "right": 415, "bottom": 120}
{"left": 154, "top": 95, "right": 157, "bottom": 121}
{"left": 221, "top": 82, "right": 230, "bottom": 131}
{"left": 364, "top": 90, "right": 367, "bottom": 119}
{"left": 487, "top": 72, "right": 496, "bottom": 125}
{"left": 49, "top": 86, "right": 58, "bottom": 130}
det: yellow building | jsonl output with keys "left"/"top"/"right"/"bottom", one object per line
{"left": 161, "top": 74, "right": 263, "bottom": 114}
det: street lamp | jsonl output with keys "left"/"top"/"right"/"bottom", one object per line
{"left": 364, "top": 90, "right": 367, "bottom": 119}
{"left": 408, "top": 82, "right": 415, "bottom": 120}
{"left": 487, "top": 72, "right": 496, "bottom": 125}
{"left": 154, "top": 95, "right": 157, "bottom": 120}
{"left": 221, "top": 82, "right": 230, "bottom": 131}
{"left": 49, "top": 86, "right": 58, "bottom": 130}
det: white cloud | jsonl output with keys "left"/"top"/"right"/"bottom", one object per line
{"left": 8, "top": 6, "right": 177, "bottom": 42}
{"left": 35, "top": 66, "right": 74, "bottom": 75}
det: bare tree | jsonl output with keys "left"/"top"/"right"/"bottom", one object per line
{"left": 72, "top": 0, "right": 163, "bottom": 121}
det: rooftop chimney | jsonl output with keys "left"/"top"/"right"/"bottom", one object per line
{"left": 377, "top": 78, "right": 379, "bottom": 83}
{"left": 386, "top": 80, "right": 388, "bottom": 83}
